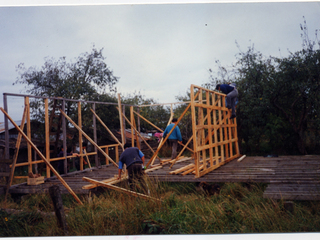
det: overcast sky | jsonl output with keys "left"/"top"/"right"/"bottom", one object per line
{"left": 1, "top": 0, "right": 320, "bottom": 122}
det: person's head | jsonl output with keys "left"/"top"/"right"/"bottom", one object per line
{"left": 82, "top": 142, "right": 87, "bottom": 149}
{"left": 172, "top": 118, "right": 178, "bottom": 123}
{"left": 124, "top": 143, "right": 131, "bottom": 149}
{"left": 216, "top": 84, "right": 221, "bottom": 91}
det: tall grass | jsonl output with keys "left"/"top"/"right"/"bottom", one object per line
{"left": 0, "top": 181, "right": 320, "bottom": 236}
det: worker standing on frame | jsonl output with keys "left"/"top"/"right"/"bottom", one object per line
{"left": 162, "top": 118, "right": 182, "bottom": 160}
{"left": 216, "top": 83, "right": 238, "bottom": 119}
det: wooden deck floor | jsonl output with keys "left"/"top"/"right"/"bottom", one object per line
{"left": 6, "top": 155, "right": 320, "bottom": 200}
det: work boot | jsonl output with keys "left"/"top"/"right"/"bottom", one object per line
{"left": 230, "top": 114, "right": 236, "bottom": 119}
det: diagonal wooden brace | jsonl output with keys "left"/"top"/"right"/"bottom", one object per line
{"left": 0, "top": 107, "right": 83, "bottom": 205}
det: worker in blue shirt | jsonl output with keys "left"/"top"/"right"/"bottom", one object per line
{"left": 118, "top": 143, "right": 145, "bottom": 188}
{"left": 162, "top": 118, "right": 182, "bottom": 160}
{"left": 216, "top": 83, "right": 238, "bottom": 119}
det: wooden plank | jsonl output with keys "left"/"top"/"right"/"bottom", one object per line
{"left": 169, "top": 163, "right": 195, "bottom": 175}
{"left": 237, "top": 155, "right": 247, "bottom": 162}
{"left": 11, "top": 152, "right": 97, "bottom": 168}
{"left": 82, "top": 177, "right": 161, "bottom": 202}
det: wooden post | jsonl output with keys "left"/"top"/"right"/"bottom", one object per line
{"left": 137, "top": 107, "right": 141, "bottom": 149}
{"left": 190, "top": 85, "right": 199, "bottom": 177}
{"left": 105, "top": 147, "right": 109, "bottom": 165}
{"left": 115, "top": 145, "right": 119, "bottom": 163}
{"left": 45, "top": 98, "right": 51, "bottom": 178}
{"left": 130, "top": 106, "right": 134, "bottom": 147}
{"left": 207, "top": 91, "right": 214, "bottom": 167}
{"left": 3, "top": 93, "right": 9, "bottom": 160}
{"left": 92, "top": 103, "right": 99, "bottom": 168}
{"left": 78, "top": 101, "right": 83, "bottom": 171}
{"left": 26, "top": 97, "right": 32, "bottom": 173}
{"left": 117, "top": 93, "right": 125, "bottom": 145}
{"left": 0, "top": 107, "right": 83, "bottom": 205}
{"left": 49, "top": 185, "right": 69, "bottom": 236}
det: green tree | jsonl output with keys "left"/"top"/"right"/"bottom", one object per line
{"left": 207, "top": 19, "right": 320, "bottom": 155}
{"left": 14, "top": 46, "right": 119, "bottom": 155}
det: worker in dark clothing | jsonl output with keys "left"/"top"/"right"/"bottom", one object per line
{"left": 216, "top": 83, "right": 238, "bottom": 119}
{"left": 118, "top": 143, "right": 145, "bottom": 189}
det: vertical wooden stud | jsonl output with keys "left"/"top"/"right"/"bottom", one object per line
{"left": 92, "top": 103, "right": 99, "bottom": 167}
{"left": 105, "top": 147, "right": 109, "bottom": 165}
{"left": 62, "top": 100, "right": 67, "bottom": 174}
{"left": 117, "top": 93, "right": 125, "bottom": 145}
{"left": 78, "top": 102, "right": 83, "bottom": 171}
{"left": 130, "top": 106, "right": 135, "bottom": 147}
{"left": 25, "top": 97, "right": 32, "bottom": 173}
{"left": 45, "top": 98, "right": 50, "bottom": 178}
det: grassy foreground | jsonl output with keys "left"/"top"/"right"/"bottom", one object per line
{"left": 0, "top": 181, "right": 320, "bottom": 236}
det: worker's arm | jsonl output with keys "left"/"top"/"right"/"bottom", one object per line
{"left": 138, "top": 150, "right": 145, "bottom": 166}
{"left": 117, "top": 161, "right": 123, "bottom": 180}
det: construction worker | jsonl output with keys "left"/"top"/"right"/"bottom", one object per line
{"left": 118, "top": 143, "right": 145, "bottom": 189}
{"left": 216, "top": 83, "right": 238, "bottom": 119}
{"left": 162, "top": 118, "right": 182, "bottom": 160}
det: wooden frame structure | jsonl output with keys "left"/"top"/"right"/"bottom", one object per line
{"left": 190, "top": 84, "right": 240, "bottom": 177}
{"left": 143, "top": 84, "right": 240, "bottom": 177}
{"left": 1, "top": 93, "right": 127, "bottom": 177}
{"left": 1, "top": 84, "right": 240, "bottom": 201}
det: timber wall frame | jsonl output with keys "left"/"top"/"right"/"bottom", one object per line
{"left": 190, "top": 84, "right": 240, "bottom": 178}
{"left": 2, "top": 84, "right": 240, "bottom": 182}
{"left": 1, "top": 93, "right": 132, "bottom": 180}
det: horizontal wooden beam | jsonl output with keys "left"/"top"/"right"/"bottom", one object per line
{"left": 11, "top": 152, "right": 97, "bottom": 168}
